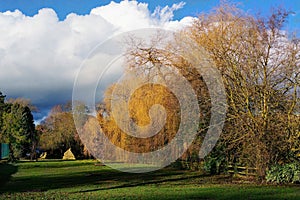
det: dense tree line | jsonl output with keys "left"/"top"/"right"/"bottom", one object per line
{"left": 97, "top": 3, "right": 299, "bottom": 180}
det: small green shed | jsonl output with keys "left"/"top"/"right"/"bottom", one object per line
{"left": 0, "top": 143, "right": 9, "bottom": 159}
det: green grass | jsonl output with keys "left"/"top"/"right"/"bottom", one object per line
{"left": 0, "top": 160, "right": 299, "bottom": 199}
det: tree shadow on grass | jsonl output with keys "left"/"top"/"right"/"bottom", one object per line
{"left": 0, "top": 162, "right": 209, "bottom": 194}
{"left": 0, "top": 162, "right": 18, "bottom": 188}
{"left": 75, "top": 172, "right": 209, "bottom": 193}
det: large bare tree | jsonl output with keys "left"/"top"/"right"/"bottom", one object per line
{"left": 185, "top": 4, "right": 300, "bottom": 178}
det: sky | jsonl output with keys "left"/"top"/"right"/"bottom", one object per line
{"left": 0, "top": 0, "right": 299, "bottom": 122}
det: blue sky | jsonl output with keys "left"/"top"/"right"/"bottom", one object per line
{"left": 0, "top": 0, "right": 299, "bottom": 122}
{"left": 0, "top": 0, "right": 299, "bottom": 31}
{"left": 0, "top": 0, "right": 298, "bottom": 19}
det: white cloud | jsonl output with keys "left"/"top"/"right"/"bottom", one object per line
{"left": 152, "top": 1, "right": 186, "bottom": 24}
{"left": 0, "top": 0, "right": 194, "bottom": 118}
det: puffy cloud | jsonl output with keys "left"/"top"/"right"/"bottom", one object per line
{"left": 0, "top": 0, "right": 194, "bottom": 120}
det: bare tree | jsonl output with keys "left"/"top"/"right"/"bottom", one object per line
{"left": 185, "top": 3, "right": 300, "bottom": 178}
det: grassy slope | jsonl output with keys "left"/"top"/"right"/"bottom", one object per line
{"left": 0, "top": 160, "right": 299, "bottom": 199}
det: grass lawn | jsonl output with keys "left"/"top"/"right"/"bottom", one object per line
{"left": 0, "top": 160, "right": 299, "bottom": 199}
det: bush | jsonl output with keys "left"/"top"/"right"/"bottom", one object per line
{"left": 266, "top": 163, "right": 300, "bottom": 184}
{"left": 203, "top": 146, "right": 227, "bottom": 175}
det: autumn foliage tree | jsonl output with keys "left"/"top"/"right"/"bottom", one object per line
{"left": 38, "top": 103, "right": 87, "bottom": 158}
{"left": 97, "top": 78, "right": 182, "bottom": 162}
{"left": 96, "top": 34, "right": 212, "bottom": 164}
